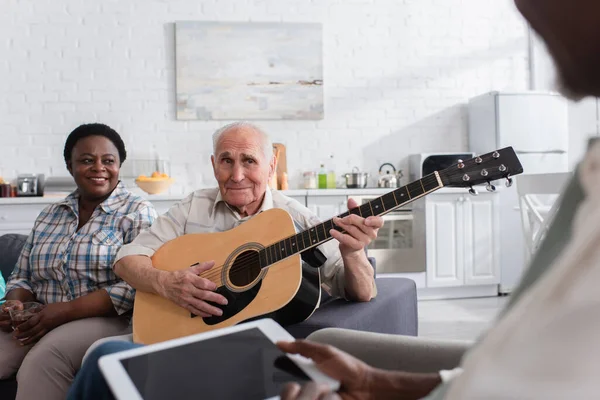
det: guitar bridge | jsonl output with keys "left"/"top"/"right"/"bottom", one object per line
{"left": 190, "top": 282, "right": 262, "bottom": 325}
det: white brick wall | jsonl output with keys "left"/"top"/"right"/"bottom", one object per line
{"left": 0, "top": 0, "right": 529, "bottom": 192}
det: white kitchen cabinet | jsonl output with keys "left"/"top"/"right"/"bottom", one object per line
{"left": 425, "top": 194, "right": 464, "bottom": 287}
{"left": 0, "top": 200, "right": 182, "bottom": 236}
{"left": 0, "top": 203, "right": 46, "bottom": 236}
{"left": 306, "top": 195, "right": 348, "bottom": 220}
{"left": 151, "top": 199, "right": 180, "bottom": 216}
{"left": 463, "top": 195, "right": 500, "bottom": 286}
{"left": 425, "top": 192, "right": 499, "bottom": 288}
{"left": 286, "top": 196, "right": 307, "bottom": 207}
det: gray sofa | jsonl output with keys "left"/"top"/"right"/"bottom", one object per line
{"left": 0, "top": 233, "right": 418, "bottom": 399}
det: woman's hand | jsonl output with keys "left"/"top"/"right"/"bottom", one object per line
{"left": 13, "top": 302, "right": 73, "bottom": 345}
{"left": 0, "top": 300, "right": 23, "bottom": 333}
{"left": 277, "top": 340, "right": 442, "bottom": 400}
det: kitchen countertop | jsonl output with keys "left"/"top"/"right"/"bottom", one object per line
{"left": 0, "top": 188, "right": 388, "bottom": 204}
{"left": 0, "top": 186, "right": 500, "bottom": 205}
{"left": 287, "top": 188, "right": 393, "bottom": 196}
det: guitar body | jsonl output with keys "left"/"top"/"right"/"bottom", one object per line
{"left": 132, "top": 208, "right": 321, "bottom": 345}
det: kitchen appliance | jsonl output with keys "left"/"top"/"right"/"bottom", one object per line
{"left": 43, "top": 176, "right": 77, "bottom": 195}
{"left": 377, "top": 163, "right": 404, "bottom": 188}
{"left": 344, "top": 167, "right": 369, "bottom": 188}
{"left": 467, "top": 91, "right": 569, "bottom": 294}
{"left": 408, "top": 152, "right": 475, "bottom": 181}
{"left": 347, "top": 194, "right": 424, "bottom": 274}
{"left": 16, "top": 174, "right": 45, "bottom": 197}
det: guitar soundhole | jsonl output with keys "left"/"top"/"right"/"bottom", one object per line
{"left": 229, "top": 250, "right": 261, "bottom": 287}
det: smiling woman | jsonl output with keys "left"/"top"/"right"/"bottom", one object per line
{"left": 64, "top": 125, "right": 126, "bottom": 229}
{"left": 0, "top": 123, "right": 158, "bottom": 400}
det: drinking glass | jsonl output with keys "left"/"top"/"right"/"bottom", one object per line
{"left": 9, "top": 302, "right": 44, "bottom": 330}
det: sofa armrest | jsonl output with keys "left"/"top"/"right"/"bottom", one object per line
{"left": 308, "top": 328, "right": 470, "bottom": 373}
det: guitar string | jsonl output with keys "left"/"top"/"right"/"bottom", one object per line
{"left": 215, "top": 150, "right": 515, "bottom": 284}
{"left": 192, "top": 174, "right": 443, "bottom": 284}
{"left": 197, "top": 174, "right": 443, "bottom": 283}
{"left": 197, "top": 173, "right": 442, "bottom": 283}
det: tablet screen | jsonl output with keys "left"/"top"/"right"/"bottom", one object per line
{"left": 119, "top": 328, "right": 312, "bottom": 400}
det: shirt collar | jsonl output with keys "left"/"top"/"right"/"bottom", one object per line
{"left": 57, "top": 181, "right": 129, "bottom": 215}
{"left": 212, "top": 187, "right": 274, "bottom": 219}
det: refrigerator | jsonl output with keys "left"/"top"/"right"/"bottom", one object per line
{"left": 467, "top": 91, "right": 569, "bottom": 294}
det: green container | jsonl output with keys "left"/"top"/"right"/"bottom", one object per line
{"left": 318, "top": 173, "right": 327, "bottom": 189}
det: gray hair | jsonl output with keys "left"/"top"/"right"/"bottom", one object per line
{"left": 212, "top": 122, "right": 273, "bottom": 162}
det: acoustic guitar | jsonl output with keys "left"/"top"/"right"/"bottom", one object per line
{"left": 133, "top": 147, "right": 523, "bottom": 344}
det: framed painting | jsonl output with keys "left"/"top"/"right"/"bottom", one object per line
{"left": 175, "top": 21, "right": 324, "bottom": 120}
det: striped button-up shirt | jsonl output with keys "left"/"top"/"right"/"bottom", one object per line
{"left": 6, "top": 182, "right": 157, "bottom": 315}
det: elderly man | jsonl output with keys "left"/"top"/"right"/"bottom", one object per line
{"left": 115, "top": 121, "right": 379, "bottom": 315}
{"left": 273, "top": 0, "right": 600, "bottom": 399}
{"left": 65, "top": 122, "right": 383, "bottom": 400}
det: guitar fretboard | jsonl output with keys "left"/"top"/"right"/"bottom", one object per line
{"left": 258, "top": 173, "right": 441, "bottom": 268}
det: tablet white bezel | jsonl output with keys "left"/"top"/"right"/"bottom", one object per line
{"left": 99, "top": 318, "right": 340, "bottom": 400}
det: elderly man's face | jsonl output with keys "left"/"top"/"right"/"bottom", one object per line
{"left": 211, "top": 127, "right": 275, "bottom": 214}
{"left": 515, "top": 0, "right": 600, "bottom": 99}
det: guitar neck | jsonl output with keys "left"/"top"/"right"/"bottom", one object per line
{"left": 258, "top": 172, "right": 443, "bottom": 268}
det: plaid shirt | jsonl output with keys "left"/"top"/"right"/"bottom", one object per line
{"left": 6, "top": 182, "right": 157, "bottom": 315}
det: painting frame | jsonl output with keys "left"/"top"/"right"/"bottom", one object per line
{"left": 175, "top": 21, "right": 324, "bottom": 121}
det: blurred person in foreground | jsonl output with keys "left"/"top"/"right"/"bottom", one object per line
{"left": 277, "top": 0, "right": 600, "bottom": 398}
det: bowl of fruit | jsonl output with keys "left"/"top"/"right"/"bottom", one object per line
{"left": 135, "top": 172, "right": 174, "bottom": 195}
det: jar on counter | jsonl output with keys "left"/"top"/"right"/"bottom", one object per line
{"left": 0, "top": 184, "right": 10, "bottom": 198}
{"left": 303, "top": 171, "right": 317, "bottom": 189}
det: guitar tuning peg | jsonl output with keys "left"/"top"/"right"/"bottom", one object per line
{"left": 486, "top": 182, "right": 496, "bottom": 192}
{"left": 468, "top": 187, "right": 478, "bottom": 196}
{"left": 505, "top": 177, "right": 513, "bottom": 187}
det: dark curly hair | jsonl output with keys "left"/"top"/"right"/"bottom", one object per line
{"left": 63, "top": 123, "right": 127, "bottom": 166}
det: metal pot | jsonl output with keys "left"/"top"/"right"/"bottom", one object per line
{"left": 344, "top": 167, "right": 369, "bottom": 188}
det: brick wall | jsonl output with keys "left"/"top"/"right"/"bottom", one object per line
{"left": 0, "top": 0, "right": 529, "bottom": 192}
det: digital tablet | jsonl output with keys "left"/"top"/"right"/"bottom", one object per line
{"left": 98, "top": 318, "right": 340, "bottom": 400}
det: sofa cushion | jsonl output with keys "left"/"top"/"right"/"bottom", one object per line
{"left": 0, "top": 234, "right": 28, "bottom": 282}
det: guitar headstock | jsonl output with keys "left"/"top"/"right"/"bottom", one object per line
{"left": 438, "top": 147, "right": 523, "bottom": 192}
